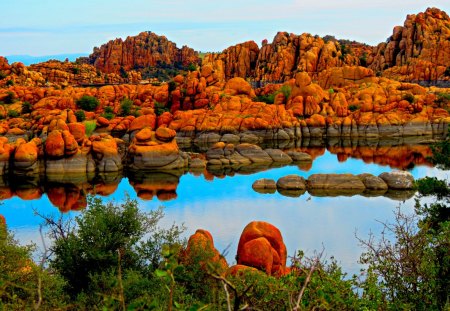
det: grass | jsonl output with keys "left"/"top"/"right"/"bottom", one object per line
{"left": 84, "top": 120, "right": 97, "bottom": 137}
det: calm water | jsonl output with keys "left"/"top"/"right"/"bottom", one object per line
{"left": 1, "top": 145, "right": 448, "bottom": 276}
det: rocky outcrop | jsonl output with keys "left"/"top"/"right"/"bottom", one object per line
{"left": 252, "top": 178, "right": 277, "bottom": 193}
{"left": 368, "top": 7, "right": 450, "bottom": 81}
{"left": 87, "top": 31, "right": 199, "bottom": 74}
{"left": 379, "top": 170, "right": 415, "bottom": 189}
{"left": 203, "top": 41, "right": 259, "bottom": 80}
{"left": 183, "top": 229, "right": 228, "bottom": 273}
{"left": 251, "top": 173, "right": 416, "bottom": 199}
{"left": 236, "top": 221, "right": 289, "bottom": 276}
{"left": 128, "top": 126, "right": 188, "bottom": 170}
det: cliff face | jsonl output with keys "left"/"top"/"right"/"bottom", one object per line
{"left": 368, "top": 7, "right": 450, "bottom": 81}
{"left": 202, "top": 7, "right": 449, "bottom": 83}
{"left": 88, "top": 31, "right": 200, "bottom": 74}
{"left": 203, "top": 41, "right": 260, "bottom": 81}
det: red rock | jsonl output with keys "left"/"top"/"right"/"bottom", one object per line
{"left": 68, "top": 122, "right": 86, "bottom": 143}
{"left": 183, "top": 229, "right": 228, "bottom": 273}
{"left": 155, "top": 126, "right": 176, "bottom": 142}
{"left": 129, "top": 114, "right": 156, "bottom": 132}
{"left": 237, "top": 221, "right": 288, "bottom": 276}
{"left": 45, "top": 131, "right": 65, "bottom": 158}
{"left": 89, "top": 31, "right": 199, "bottom": 74}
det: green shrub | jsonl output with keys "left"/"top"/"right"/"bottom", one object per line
{"left": 4, "top": 91, "right": 15, "bottom": 104}
{"left": 72, "top": 67, "right": 80, "bottom": 75}
{"left": 104, "top": 106, "right": 114, "bottom": 114}
{"left": 0, "top": 222, "right": 68, "bottom": 309}
{"left": 402, "top": 93, "right": 415, "bottom": 104}
{"left": 7, "top": 110, "right": 19, "bottom": 118}
{"left": 279, "top": 85, "right": 292, "bottom": 99}
{"left": 0, "top": 71, "right": 6, "bottom": 80}
{"left": 187, "top": 63, "right": 197, "bottom": 71}
{"left": 359, "top": 52, "right": 368, "bottom": 66}
{"left": 101, "top": 112, "right": 114, "bottom": 120}
{"left": 119, "top": 66, "right": 128, "bottom": 79}
{"left": 5, "top": 79, "right": 14, "bottom": 86}
{"left": 168, "top": 80, "right": 177, "bottom": 93}
{"left": 45, "top": 196, "right": 184, "bottom": 305}
{"left": 444, "top": 66, "right": 450, "bottom": 77}
{"left": 76, "top": 95, "right": 99, "bottom": 112}
{"left": 120, "top": 98, "right": 133, "bottom": 116}
{"left": 75, "top": 110, "right": 86, "bottom": 122}
{"left": 349, "top": 104, "right": 359, "bottom": 112}
{"left": 83, "top": 120, "right": 96, "bottom": 137}
{"left": 154, "top": 101, "right": 169, "bottom": 116}
{"left": 256, "top": 93, "right": 276, "bottom": 104}
{"left": 21, "top": 101, "right": 32, "bottom": 114}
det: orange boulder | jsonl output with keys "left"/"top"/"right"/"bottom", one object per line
{"left": 183, "top": 229, "right": 228, "bottom": 273}
{"left": 237, "top": 221, "right": 288, "bottom": 276}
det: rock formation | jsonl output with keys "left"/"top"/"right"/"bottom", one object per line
{"left": 87, "top": 31, "right": 199, "bottom": 74}
{"left": 368, "top": 7, "right": 450, "bottom": 81}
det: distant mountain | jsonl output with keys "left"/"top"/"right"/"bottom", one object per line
{"left": 3, "top": 53, "right": 89, "bottom": 66}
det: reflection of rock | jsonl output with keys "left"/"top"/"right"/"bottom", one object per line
{"left": 379, "top": 171, "right": 415, "bottom": 190}
{"left": 128, "top": 170, "right": 181, "bottom": 201}
{"left": 383, "top": 189, "right": 416, "bottom": 201}
{"left": 236, "top": 221, "right": 288, "bottom": 276}
{"left": 277, "top": 189, "right": 306, "bottom": 198}
{"left": 252, "top": 179, "right": 276, "bottom": 193}
{"left": 46, "top": 183, "right": 87, "bottom": 212}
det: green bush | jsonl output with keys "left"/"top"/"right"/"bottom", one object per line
{"left": 154, "top": 101, "right": 169, "bottom": 116}
{"left": 444, "top": 66, "right": 450, "bottom": 77}
{"left": 0, "top": 71, "right": 6, "bottom": 80}
{"left": 101, "top": 112, "right": 114, "bottom": 120}
{"left": 119, "top": 66, "right": 128, "bottom": 79}
{"left": 5, "top": 79, "right": 14, "bottom": 86}
{"left": 256, "top": 93, "right": 276, "bottom": 104}
{"left": 76, "top": 95, "right": 99, "bottom": 112}
{"left": 21, "top": 101, "right": 32, "bottom": 114}
{"left": 187, "top": 63, "right": 197, "bottom": 71}
{"left": 83, "top": 120, "right": 96, "bottom": 137}
{"left": 75, "top": 110, "right": 86, "bottom": 122}
{"left": 72, "top": 67, "right": 80, "bottom": 75}
{"left": 279, "top": 85, "right": 292, "bottom": 99}
{"left": 7, "top": 110, "right": 19, "bottom": 118}
{"left": 349, "top": 104, "right": 359, "bottom": 112}
{"left": 120, "top": 98, "right": 133, "bottom": 116}
{"left": 104, "top": 106, "right": 114, "bottom": 114}
{"left": 402, "top": 93, "right": 416, "bottom": 104}
{"left": 0, "top": 222, "right": 68, "bottom": 309}
{"left": 4, "top": 91, "right": 15, "bottom": 104}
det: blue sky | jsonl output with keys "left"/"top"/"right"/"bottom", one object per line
{"left": 1, "top": 0, "right": 449, "bottom": 56}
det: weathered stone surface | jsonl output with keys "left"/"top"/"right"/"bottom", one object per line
{"left": 183, "top": 229, "right": 228, "bottom": 272}
{"left": 357, "top": 173, "right": 388, "bottom": 190}
{"left": 277, "top": 175, "right": 306, "bottom": 190}
{"left": 285, "top": 151, "right": 312, "bottom": 162}
{"left": 379, "top": 170, "right": 415, "bottom": 189}
{"left": 237, "top": 221, "right": 288, "bottom": 276}
{"left": 235, "top": 144, "right": 273, "bottom": 164}
{"left": 88, "top": 31, "right": 199, "bottom": 74}
{"left": 307, "top": 174, "right": 366, "bottom": 191}
{"left": 264, "top": 149, "right": 292, "bottom": 163}
{"left": 252, "top": 178, "right": 277, "bottom": 194}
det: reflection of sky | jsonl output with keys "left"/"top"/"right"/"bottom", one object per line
{"left": 1, "top": 150, "right": 447, "bottom": 276}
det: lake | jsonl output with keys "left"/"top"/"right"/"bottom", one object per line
{"left": 0, "top": 140, "right": 447, "bottom": 276}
